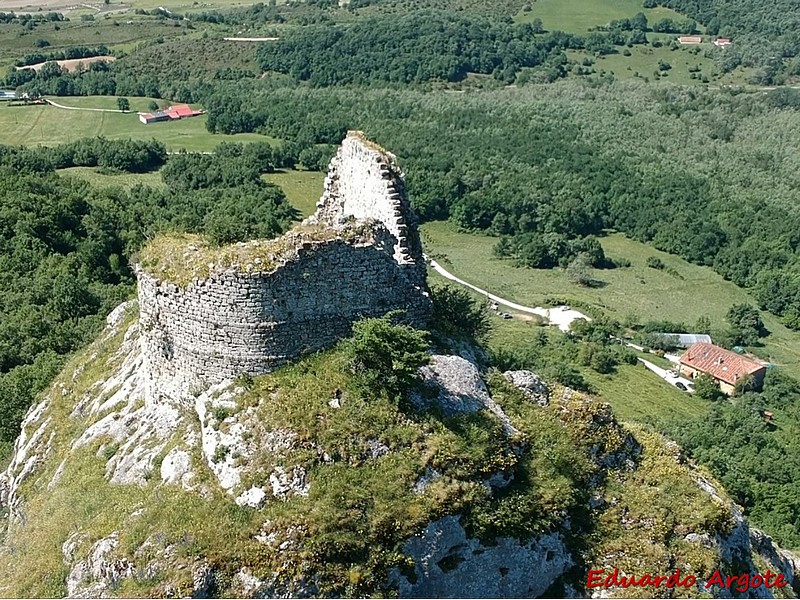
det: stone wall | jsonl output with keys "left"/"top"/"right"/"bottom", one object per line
{"left": 137, "top": 133, "right": 430, "bottom": 400}
{"left": 310, "top": 131, "right": 426, "bottom": 281}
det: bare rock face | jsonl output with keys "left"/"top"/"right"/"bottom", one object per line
{"left": 413, "top": 355, "right": 519, "bottom": 436}
{"left": 502, "top": 370, "right": 550, "bottom": 406}
{"left": 391, "top": 515, "right": 572, "bottom": 598}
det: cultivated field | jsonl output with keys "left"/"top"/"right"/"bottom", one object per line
{"left": 0, "top": 96, "right": 274, "bottom": 151}
{"left": 422, "top": 221, "right": 800, "bottom": 379}
{"left": 19, "top": 56, "right": 116, "bottom": 72}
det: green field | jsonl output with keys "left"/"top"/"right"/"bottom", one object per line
{"left": 57, "top": 166, "right": 166, "bottom": 189}
{"left": 422, "top": 221, "right": 800, "bottom": 378}
{"left": 430, "top": 266, "right": 708, "bottom": 428}
{"left": 582, "top": 363, "right": 709, "bottom": 425}
{"left": 570, "top": 45, "right": 752, "bottom": 86}
{"left": 263, "top": 169, "right": 325, "bottom": 219}
{"left": 0, "top": 97, "right": 275, "bottom": 151}
{"left": 517, "top": 0, "right": 689, "bottom": 32}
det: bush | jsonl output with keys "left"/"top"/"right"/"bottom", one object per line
{"left": 341, "top": 315, "right": 430, "bottom": 399}
{"left": 646, "top": 256, "right": 665, "bottom": 270}
{"left": 431, "top": 284, "right": 491, "bottom": 342}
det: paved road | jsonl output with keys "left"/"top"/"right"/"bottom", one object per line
{"left": 428, "top": 259, "right": 591, "bottom": 332}
{"left": 638, "top": 357, "right": 695, "bottom": 392}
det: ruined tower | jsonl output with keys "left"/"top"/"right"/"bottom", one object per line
{"left": 136, "top": 132, "right": 431, "bottom": 400}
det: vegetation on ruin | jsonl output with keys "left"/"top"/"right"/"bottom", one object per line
{"left": 136, "top": 222, "right": 377, "bottom": 288}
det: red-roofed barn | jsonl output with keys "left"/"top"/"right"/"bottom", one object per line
{"left": 679, "top": 342, "right": 766, "bottom": 395}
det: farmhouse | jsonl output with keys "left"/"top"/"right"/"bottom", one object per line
{"left": 713, "top": 38, "right": 732, "bottom": 47}
{"left": 679, "top": 342, "right": 767, "bottom": 395}
{"left": 678, "top": 36, "right": 703, "bottom": 44}
{"left": 139, "top": 103, "right": 204, "bottom": 125}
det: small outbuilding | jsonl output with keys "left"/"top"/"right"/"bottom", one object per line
{"left": 678, "top": 36, "right": 703, "bottom": 44}
{"left": 656, "top": 333, "right": 712, "bottom": 349}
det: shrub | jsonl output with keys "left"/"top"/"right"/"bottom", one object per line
{"left": 646, "top": 256, "right": 665, "bottom": 270}
{"left": 431, "top": 284, "right": 491, "bottom": 342}
{"left": 341, "top": 315, "right": 429, "bottom": 399}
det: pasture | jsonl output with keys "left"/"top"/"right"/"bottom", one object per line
{"left": 569, "top": 45, "right": 753, "bottom": 86}
{"left": 57, "top": 166, "right": 166, "bottom": 189}
{"left": 516, "top": 0, "right": 691, "bottom": 33}
{"left": 0, "top": 96, "right": 274, "bottom": 151}
{"left": 263, "top": 169, "right": 325, "bottom": 219}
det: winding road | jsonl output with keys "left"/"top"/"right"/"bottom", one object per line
{"left": 428, "top": 259, "right": 590, "bottom": 332}
{"left": 43, "top": 98, "right": 128, "bottom": 113}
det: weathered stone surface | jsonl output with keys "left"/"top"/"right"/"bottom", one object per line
{"left": 137, "top": 132, "right": 431, "bottom": 401}
{"left": 391, "top": 515, "right": 572, "bottom": 598}
{"left": 503, "top": 370, "right": 550, "bottom": 406}
{"left": 414, "top": 355, "right": 520, "bottom": 436}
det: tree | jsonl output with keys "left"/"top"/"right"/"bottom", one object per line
{"left": 148, "top": 100, "right": 159, "bottom": 111}
{"left": 430, "top": 284, "right": 491, "bottom": 342}
{"left": 341, "top": 315, "right": 429, "bottom": 399}
{"left": 631, "top": 12, "right": 648, "bottom": 31}
{"left": 694, "top": 373, "right": 723, "bottom": 401}
{"left": 566, "top": 253, "right": 594, "bottom": 286}
{"left": 117, "top": 97, "right": 130, "bottom": 112}
{"left": 695, "top": 316, "right": 712, "bottom": 335}
{"left": 726, "top": 303, "right": 766, "bottom": 345}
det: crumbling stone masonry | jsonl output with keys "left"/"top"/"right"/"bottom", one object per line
{"left": 137, "top": 132, "right": 431, "bottom": 400}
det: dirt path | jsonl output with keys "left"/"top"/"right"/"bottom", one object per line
{"left": 44, "top": 98, "right": 129, "bottom": 113}
{"left": 428, "top": 259, "right": 591, "bottom": 332}
{"left": 223, "top": 37, "right": 279, "bottom": 42}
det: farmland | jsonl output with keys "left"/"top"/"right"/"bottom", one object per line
{"left": 0, "top": 96, "right": 274, "bottom": 151}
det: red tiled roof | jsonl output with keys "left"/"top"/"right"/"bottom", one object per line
{"left": 169, "top": 104, "right": 194, "bottom": 117}
{"left": 679, "top": 343, "right": 765, "bottom": 386}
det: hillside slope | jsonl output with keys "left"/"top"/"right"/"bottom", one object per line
{"left": 0, "top": 302, "right": 798, "bottom": 598}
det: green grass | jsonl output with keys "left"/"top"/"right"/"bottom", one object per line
{"left": 582, "top": 363, "right": 709, "bottom": 426}
{"left": 422, "top": 221, "right": 800, "bottom": 379}
{"left": 516, "top": 0, "right": 690, "bottom": 33}
{"left": 0, "top": 18, "right": 189, "bottom": 66}
{"left": 569, "top": 45, "right": 753, "bottom": 86}
{"left": 263, "top": 169, "right": 325, "bottom": 219}
{"left": 57, "top": 166, "right": 166, "bottom": 189}
{"left": 0, "top": 97, "right": 275, "bottom": 151}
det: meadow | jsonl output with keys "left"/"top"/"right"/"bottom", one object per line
{"left": 0, "top": 96, "right": 274, "bottom": 151}
{"left": 570, "top": 45, "right": 753, "bottom": 86}
{"left": 57, "top": 166, "right": 166, "bottom": 189}
{"left": 263, "top": 169, "right": 325, "bottom": 219}
{"left": 428, "top": 268, "right": 709, "bottom": 428}
{"left": 516, "top": 0, "right": 690, "bottom": 32}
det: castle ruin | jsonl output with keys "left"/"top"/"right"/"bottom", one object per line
{"left": 137, "top": 132, "right": 431, "bottom": 400}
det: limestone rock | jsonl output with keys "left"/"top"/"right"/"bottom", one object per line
{"left": 391, "top": 515, "right": 572, "bottom": 598}
{"left": 414, "top": 355, "right": 520, "bottom": 436}
{"left": 502, "top": 370, "right": 550, "bottom": 406}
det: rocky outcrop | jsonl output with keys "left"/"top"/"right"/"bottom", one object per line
{"left": 391, "top": 515, "right": 572, "bottom": 598}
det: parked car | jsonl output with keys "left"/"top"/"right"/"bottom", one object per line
{"left": 500, "top": 312, "right": 512, "bottom": 319}
{"left": 674, "top": 382, "right": 688, "bottom": 392}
